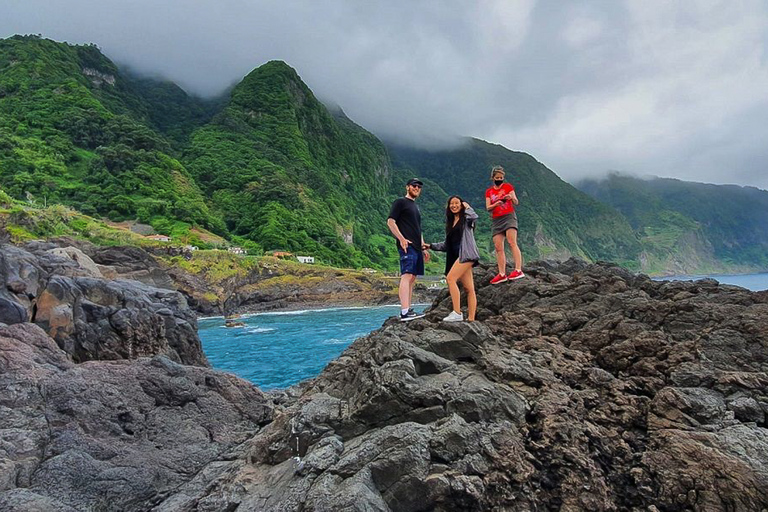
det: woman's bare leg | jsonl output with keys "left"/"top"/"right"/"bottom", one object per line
{"left": 446, "top": 261, "right": 474, "bottom": 314}
{"left": 458, "top": 266, "right": 476, "bottom": 321}
{"left": 493, "top": 233, "right": 506, "bottom": 275}
{"left": 506, "top": 229, "right": 522, "bottom": 271}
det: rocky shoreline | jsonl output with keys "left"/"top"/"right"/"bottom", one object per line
{"left": 1, "top": 241, "right": 767, "bottom": 511}
{"left": 12, "top": 237, "right": 440, "bottom": 316}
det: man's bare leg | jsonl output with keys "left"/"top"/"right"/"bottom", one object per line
{"left": 399, "top": 273, "right": 414, "bottom": 311}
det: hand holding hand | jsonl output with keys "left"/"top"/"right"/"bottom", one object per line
{"left": 423, "top": 250, "right": 431, "bottom": 263}
{"left": 422, "top": 242, "right": 431, "bottom": 250}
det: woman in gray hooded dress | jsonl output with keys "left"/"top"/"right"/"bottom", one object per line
{"left": 424, "top": 196, "right": 479, "bottom": 322}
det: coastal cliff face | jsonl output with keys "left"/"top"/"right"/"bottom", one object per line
{"left": 1, "top": 249, "right": 767, "bottom": 511}
{"left": 156, "top": 254, "right": 405, "bottom": 316}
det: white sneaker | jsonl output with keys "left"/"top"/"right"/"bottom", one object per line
{"left": 442, "top": 310, "right": 463, "bottom": 322}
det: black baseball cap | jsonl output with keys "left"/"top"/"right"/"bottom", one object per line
{"left": 406, "top": 178, "right": 424, "bottom": 186}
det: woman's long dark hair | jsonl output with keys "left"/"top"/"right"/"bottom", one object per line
{"left": 445, "top": 195, "right": 466, "bottom": 235}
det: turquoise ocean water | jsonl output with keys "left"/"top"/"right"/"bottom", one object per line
{"left": 199, "top": 273, "right": 766, "bottom": 391}
{"left": 654, "top": 272, "right": 768, "bottom": 291}
{"left": 198, "top": 305, "right": 422, "bottom": 390}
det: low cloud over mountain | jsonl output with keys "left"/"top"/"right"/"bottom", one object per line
{"left": 3, "top": 1, "right": 768, "bottom": 190}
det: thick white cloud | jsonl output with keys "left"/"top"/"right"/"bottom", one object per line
{"left": 2, "top": 0, "right": 767, "bottom": 189}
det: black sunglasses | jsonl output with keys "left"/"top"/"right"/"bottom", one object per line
{"left": 409, "top": 184, "right": 422, "bottom": 189}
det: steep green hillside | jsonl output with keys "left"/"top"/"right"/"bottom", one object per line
{"left": 8, "top": 35, "right": 765, "bottom": 275}
{"left": 0, "top": 35, "right": 224, "bottom": 238}
{"left": 388, "top": 139, "right": 642, "bottom": 267}
{"left": 182, "top": 61, "right": 420, "bottom": 268}
{"left": 122, "top": 73, "right": 222, "bottom": 150}
{"left": 578, "top": 173, "right": 768, "bottom": 273}
{"left": 0, "top": 36, "right": 444, "bottom": 270}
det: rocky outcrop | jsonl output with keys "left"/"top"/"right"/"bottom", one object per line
{"left": 23, "top": 238, "right": 411, "bottom": 315}
{"left": 89, "top": 244, "right": 176, "bottom": 290}
{"left": 46, "top": 246, "right": 103, "bottom": 278}
{"left": 160, "top": 257, "right": 412, "bottom": 316}
{"left": 151, "top": 260, "right": 767, "bottom": 511}
{"left": 2, "top": 257, "right": 767, "bottom": 510}
{"left": 0, "top": 322, "right": 272, "bottom": 511}
{"left": 2, "top": 242, "right": 206, "bottom": 365}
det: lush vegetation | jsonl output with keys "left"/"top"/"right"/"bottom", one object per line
{"left": 182, "top": 61, "right": 431, "bottom": 268}
{"left": 0, "top": 193, "right": 159, "bottom": 247}
{"left": 123, "top": 72, "right": 223, "bottom": 151}
{"left": 578, "top": 173, "right": 768, "bottom": 273}
{"left": 0, "top": 35, "right": 224, "bottom": 237}
{"left": 3, "top": 35, "right": 765, "bottom": 275}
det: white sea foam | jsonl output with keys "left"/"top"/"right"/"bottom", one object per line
{"left": 322, "top": 338, "right": 348, "bottom": 345}
{"left": 241, "top": 304, "right": 402, "bottom": 318}
{"left": 247, "top": 327, "right": 277, "bottom": 334}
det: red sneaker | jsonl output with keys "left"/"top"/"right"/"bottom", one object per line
{"left": 490, "top": 273, "right": 508, "bottom": 285}
{"left": 508, "top": 269, "right": 525, "bottom": 280}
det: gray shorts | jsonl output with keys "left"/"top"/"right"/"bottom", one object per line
{"left": 492, "top": 212, "right": 518, "bottom": 236}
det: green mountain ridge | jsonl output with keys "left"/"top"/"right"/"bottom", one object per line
{"left": 181, "top": 60, "right": 417, "bottom": 267}
{"left": 0, "top": 35, "right": 223, "bottom": 239}
{"left": 577, "top": 173, "right": 768, "bottom": 274}
{"left": 121, "top": 71, "right": 223, "bottom": 151}
{"left": 1, "top": 35, "right": 766, "bottom": 275}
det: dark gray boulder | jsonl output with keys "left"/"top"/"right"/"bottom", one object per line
{"left": 0, "top": 244, "right": 44, "bottom": 323}
{"left": 88, "top": 244, "right": 176, "bottom": 290}
{"left": 1, "top": 243, "right": 207, "bottom": 365}
{"left": 35, "top": 274, "right": 205, "bottom": 365}
{"left": 0, "top": 322, "right": 273, "bottom": 511}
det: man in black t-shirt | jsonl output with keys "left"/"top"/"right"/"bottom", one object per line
{"left": 387, "top": 178, "right": 430, "bottom": 321}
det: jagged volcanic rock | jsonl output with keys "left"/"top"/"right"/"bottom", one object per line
{"left": 155, "top": 260, "right": 768, "bottom": 511}
{"left": 0, "top": 323, "right": 273, "bottom": 511}
{"left": 2, "top": 257, "right": 767, "bottom": 511}
{"left": 2, "top": 242, "right": 206, "bottom": 365}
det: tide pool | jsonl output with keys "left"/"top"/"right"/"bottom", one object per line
{"left": 198, "top": 305, "right": 424, "bottom": 390}
{"left": 654, "top": 272, "right": 768, "bottom": 291}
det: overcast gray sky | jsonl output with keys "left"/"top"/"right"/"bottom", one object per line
{"left": 3, "top": 0, "right": 768, "bottom": 190}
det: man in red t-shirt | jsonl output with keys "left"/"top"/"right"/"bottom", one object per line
{"left": 485, "top": 166, "right": 524, "bottom": 284}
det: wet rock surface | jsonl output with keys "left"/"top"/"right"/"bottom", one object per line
{"left": 2, "top": 255, "right": 767, "bottom": 510}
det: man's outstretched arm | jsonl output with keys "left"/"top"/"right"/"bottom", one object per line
{"left": 387, "top": 218, "right": 410, "bottom": 251}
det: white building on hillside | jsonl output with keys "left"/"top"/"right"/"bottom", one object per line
{"left": 297, "top": 255, "right": 315, "bottom": 264}
{"left": 145, "top": 234, "right": 171, "bottom": 242}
